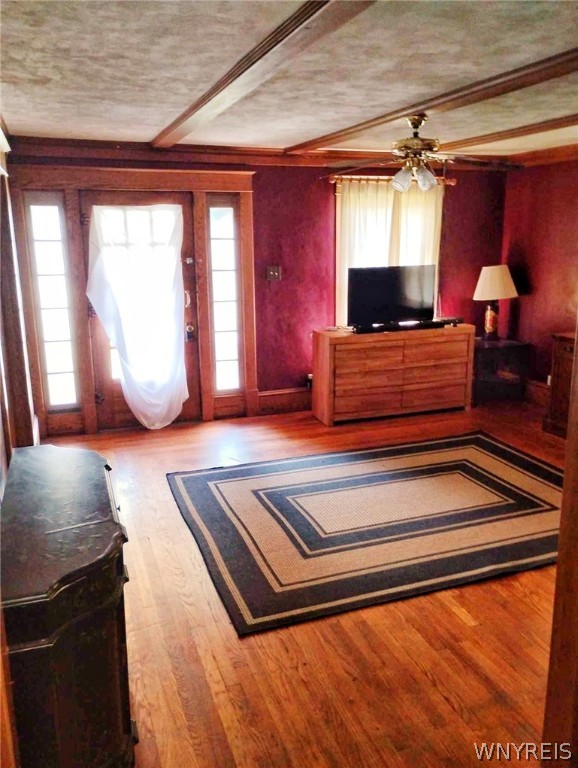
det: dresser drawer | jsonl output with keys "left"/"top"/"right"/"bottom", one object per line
{"left": 335, "top": 368, "right": 403, "bottom": 393}
{"left": 335, "top": 343, "right": 404, "bottom": 372}
{"left": 403, "top": 361, "right": 467, "bottom": 386}
{"left": 402, "top": 383, "right": 467, "bottom": 409}
{"left": 404, "top": 339, "right": 469, "bottom": 365}
{"left": 334, "top": 387, "right": 402, "bottom": 415}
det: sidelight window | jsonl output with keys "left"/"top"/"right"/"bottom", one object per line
{"left": 25, "top": 193, "right": 78, "bottom": 408}
{"left": 208, "top": 201, "right": 241, "bottom": 391}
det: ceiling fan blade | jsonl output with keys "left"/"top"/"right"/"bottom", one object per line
{"left": 327, "top": 152, "right": 397, "bottom": 170}
{"left": 438, "top": 153, "right": 523, "bottom": 169}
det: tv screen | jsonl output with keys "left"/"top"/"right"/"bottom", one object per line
{"left": 347, "top": 265, "right": 436, "bottom": 327}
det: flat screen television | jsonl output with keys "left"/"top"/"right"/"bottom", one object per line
{"left": 347, "top": 265, "right": 436, "bottom": 327}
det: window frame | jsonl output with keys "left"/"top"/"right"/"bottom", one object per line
{"left": 206, "top": 193, "right": 244, "bottom": 395}
{"left": 23, "top": 190, "right": 81, "bottom": 413}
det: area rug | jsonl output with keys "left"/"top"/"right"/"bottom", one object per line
{"left": 167, "top": 432, "right": 563, "bottom": 635}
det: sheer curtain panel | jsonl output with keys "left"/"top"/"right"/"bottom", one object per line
{"left": 87, "top": 205, "right": 188, "bottom": 429}
{"left": 336, "top": 178, "right": 444, "bottom": 324}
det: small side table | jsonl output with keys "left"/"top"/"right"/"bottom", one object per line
{"left": 474, "top": 338, "right": 531, "bottom": 404}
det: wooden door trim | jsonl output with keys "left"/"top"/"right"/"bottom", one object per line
{"left": 239, "top": 191, "right": 258, "bottom": 416}
{"left": 9, "top": 166, "right": 254, "bottom": 192}
{"left": 542, "top": 315, "right": 578, "bottom": 765}
{"left": 192, "top": 192, "right": 214, "bottom": 421}
{"left": 80, "top": 190, "right": 201, "bottom": 430}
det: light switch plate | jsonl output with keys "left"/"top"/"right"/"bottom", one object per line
{"left": 266, "top": 265, "right": 282, "bottom": 281}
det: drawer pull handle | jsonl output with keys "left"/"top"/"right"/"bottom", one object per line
{"left": 563, "top": 345, "right": 574, "bottom": 354}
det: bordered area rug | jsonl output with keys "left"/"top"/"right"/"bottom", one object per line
{"left": 167, "top": 433, "right": 563, "bottom": 635}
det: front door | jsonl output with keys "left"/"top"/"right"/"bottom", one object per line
{"left": 81, "top": 191, "right": 201, "bottom": 430}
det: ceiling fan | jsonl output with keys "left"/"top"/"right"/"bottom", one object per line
{"left": 330, "top": 113, "right": 517, "bottom": 190}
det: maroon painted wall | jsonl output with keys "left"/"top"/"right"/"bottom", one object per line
{"left": 252, "top": 167, "right": 506, "bottom": 391}
{"left": 438, "top": 171, "right": 506, "bottom": 331}
{"left": 252, "top": 167, "right": 335, "bottom": 391}
{"left": 501, "top": 161, "right": 578, "bottom": 380}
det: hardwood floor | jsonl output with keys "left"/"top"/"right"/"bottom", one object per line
{"left": 49, "top": 403, "right": 567, "bottom": 768}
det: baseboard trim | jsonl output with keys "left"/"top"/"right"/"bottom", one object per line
{"left": 526, "top": 379, "right": 550, "bottom": 408}
{"left": 258, "top": 387, "right": 311, "bottom": 415}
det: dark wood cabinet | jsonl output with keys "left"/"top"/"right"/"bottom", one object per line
{"left": 1, "top": 445, "right": 136, "bottom": 768}
{"left": 543, "top": 332, "right": 576, "bottom": 437}
{"left": 473, "top": 338, "right": 530, "bottom": 404}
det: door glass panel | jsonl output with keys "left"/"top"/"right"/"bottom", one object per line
{"left": 110, "top": 347, "right": 122, "bottom": 380}
{"left": 34, "top": 241, "right": 65, "bottom": 274}
{"left": 44, "top": 341, "right": 74, "bottom": 373}
{"left": 209, "top": 202, "right": 241, "bottom": 392}
{"left": 214, "top": 331, "right": 239, "bottom": 360}
{"left": 209, "top": 207, "right": 234, "bottom": 239}
{"left": 26, "top": 195, "right": 78, "bottom": 408}
{"left": 213, "top": 301, "right": 238, "bottom": 332}
{"left": 211, "top": 271, "right": 237, "bottom": 302}
{"left": 127, "top": 209, "right": 151, "bottom": 244}
{"left": 215, "top": 360, "right": 240, "bottom": 391}
{"left": 37, "top": 275, "right": 69, "bottom": 308}
{"left": 29, "top": 205, "right": 62, "bottom": 240}
{"left": 47, "top": 373, "right": 77, "bottom": 406}
{"left": 41, "top": 308, "right": 72, "bottom": 341}
{"left": 210, "top": 240, "right": 235, "bottom": 270}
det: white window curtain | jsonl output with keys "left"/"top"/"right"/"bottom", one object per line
{"left": 87, "top": 205, "right": 188, "bottom": 429}
{"left": 335, "top": 178, "right": 445, "bottom": 324}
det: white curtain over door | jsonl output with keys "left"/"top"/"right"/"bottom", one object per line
{"left": 336, "top": 178, "right": 444, "bottom": 324}
{"left": 87, "top": 204, "right": 188, "bottom": 429}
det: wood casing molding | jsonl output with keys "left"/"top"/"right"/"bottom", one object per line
{"left": 8, "top": 165, "right": 254, "bottom": 192}
{"left": 8, "top": 165, "right": 259, "bottom": 433}
{"left": 542, "top": 315, "right": 578, "bottom": 764}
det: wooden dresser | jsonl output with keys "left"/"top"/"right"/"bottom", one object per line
{"left": 543, "top": 331, "right": 576, "bottom": 437}
{"left": 1, "top": 445, "right": 136, "bottom": 768}
{"left": 312, "top": 324, "right": 475, "bottom": 426}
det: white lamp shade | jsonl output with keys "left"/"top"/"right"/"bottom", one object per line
{"left": 473, "top": 265, "right": 518, "bottom": 301}
{"left": 414, "top": 164, "right": 437, "bottom": 191}
{"left": 391, "top": 166, "right": 413, "bottom": 192}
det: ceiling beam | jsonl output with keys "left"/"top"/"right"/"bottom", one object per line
{"left": 152, "top": 0, "right": 375, "bottom": 148}
{"left": 440, "top": 114, "right": 578, "bottom": 152}
{"left": 285, "top": 47, "right": 578, "bottom": 154}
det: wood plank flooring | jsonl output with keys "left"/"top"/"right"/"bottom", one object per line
{"left": 49, "top": 402, "right": 568, "bottom": 768}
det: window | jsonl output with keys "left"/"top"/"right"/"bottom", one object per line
{"left": 208, "top": 200, "right": 241, "bottom": 391}
{"left": 335, "top": 178, "right": 444, "bottom": 324}
{"left": 25, "top": 193, "right": 78, "bottom": 408}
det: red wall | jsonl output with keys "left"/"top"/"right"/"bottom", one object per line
{"left": 252, "top": 167, "right": 506, "bottom": 391}
{"left": 438, "top": 171, "right": 506, "bottom": 330}
{"left": 252, "top": 167, "right": 335, "bottom": 391}
{"left": 501, "top": 161, "right": 578, "bottom": 380}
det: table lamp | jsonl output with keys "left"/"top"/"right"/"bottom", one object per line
{"left": 473, "top": 264, "right": 518, "bottom": 340}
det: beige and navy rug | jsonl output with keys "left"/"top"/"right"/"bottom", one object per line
{"left": 167, "top": 433, "right": 563, "bottom": 635}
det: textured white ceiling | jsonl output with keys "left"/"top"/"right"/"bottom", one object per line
{"left": 1, "top": 0, "right": 577, "bottom": 158}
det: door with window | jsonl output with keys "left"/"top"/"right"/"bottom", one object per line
{"left": 80, "top": 191, "right": 200, "bottom": 430}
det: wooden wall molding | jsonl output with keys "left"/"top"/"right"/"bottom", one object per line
{"left": 441, "top": 114, "right": 578, "bottom": 153}
{"left": 511, "top": 143, "right": 578, "bottom": 167}
{"left": 285, "top": 48, "right": 578, "bottom": 154}
{"left": 542, "top": 315, "right": 578, "bottom": 766}
{"left": 152, "top": 0, "right": 375, "bottom": 148}
{"left": 7, "top": 135, "right": 576, "bottom": 171}
{"left": 257, "top": 387, "right": 312, "bottom": 415}
{"left": 0, "top": 178, "right": 38, "bottom": 447}
{"left": 7, "top": 136, "right": 384, "bottom": 169}
{"left": 9, "top": 165, "right": 254, "bottom": 192}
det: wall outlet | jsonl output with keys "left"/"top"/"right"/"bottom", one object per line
{"left": 266, "top": 265, "right": 282, "bottom": 281}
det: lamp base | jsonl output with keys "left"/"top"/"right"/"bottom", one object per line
{"left": 483, "top": 301, "right": 499, "bottom": 340}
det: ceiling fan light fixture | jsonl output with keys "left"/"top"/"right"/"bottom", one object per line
{"left": 415, "top": 163, "right": 438, "bottom": 191}
{"left": 391, "top": 165, "right": 413, "bottom": 192}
